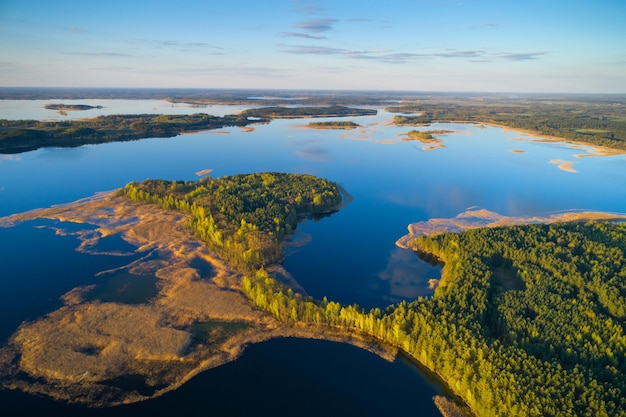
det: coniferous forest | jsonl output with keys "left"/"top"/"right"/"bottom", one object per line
{"left": 124, "top": 174, "right": 626, "bottom": 417}
{"left": 123, "top": 173, "right": 341, "bottom": 271}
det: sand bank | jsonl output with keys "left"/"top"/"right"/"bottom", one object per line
{"left": 549, "top": 159, "right": 577, "bottom": 173}
{"left": 195, "top": 168, "right": 214, "bottom": 177}
{"left": 486, "top": 122, "right": 626, "bottom": 158}
{"left": 396, "top": 207, "right": 626, "bottom": 249}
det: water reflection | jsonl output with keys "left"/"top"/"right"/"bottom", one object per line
{"left": 35, "top": 146, "right": 88, "bottom": 161}
{"left": 0, "top": 99, "right": 250, "bottom": 121}
{"left": 376, "top": 247, "right": 441, "bottom": 303}
{"left": 295, "top": 145, "right": 332, "bottom": 161}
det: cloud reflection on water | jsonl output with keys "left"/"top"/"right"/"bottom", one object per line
{"left": 376, "top": 247, "right": 441, "bottom": 303}
{"left": 295, "top": 145, "right": 332, "bottom": 162}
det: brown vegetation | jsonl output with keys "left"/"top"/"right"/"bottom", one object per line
{"left": 0, "top": 192, "right": 392, "bottom": 406}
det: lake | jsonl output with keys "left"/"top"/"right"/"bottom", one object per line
{"left": 1, "top": 99, "right": 625, "bottom": 415}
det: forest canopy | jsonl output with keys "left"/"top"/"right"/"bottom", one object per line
{"left": 123, "top": 172, "right": 341, "bottom": 271}
{"left": 124, "top": 170, "right": 626, "bottom": 416}
{"left": 388, "top": 100, "right": 626, "bottom": 150}
{"left": 0, "top": 113, "right": 259, "bottom": 154}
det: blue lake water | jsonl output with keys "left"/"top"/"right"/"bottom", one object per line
{"left": 1, "top": 100, "right": 625, "bottom": 415}
{"left": 0, "top": 99, "right": 248, "bottom": 120}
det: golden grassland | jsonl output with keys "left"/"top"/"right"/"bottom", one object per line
{"left": 0, "top": 192, "right": 393, "bottom": 407}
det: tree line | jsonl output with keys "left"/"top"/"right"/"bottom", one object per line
{"left": 242, "top": 221, "right": 626, "bottom": 416}
{"left": 0, "top": 113, "right": 262, "bottom": 154}
{"left": 241, "top": 106, "right": 376, "bottom": 119}
{"left": 389, "top": 101, "right": 626, "bottom": 150}
{"left": 123, "top": 172, "right": 626, "bottom": 416}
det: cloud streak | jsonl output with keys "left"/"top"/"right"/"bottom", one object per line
{"left": 280, "top": 44, "right": 387, "bottom": 55}
{"left": 280, "top": 44, "right": 549, "bottom": 64}
{"left": 282, "top": 31, "right": 326, "bottom": 40}
{"left": 497, "top": 52, "right": 548, "bottom": 61}
{"left": 291, "top": 0, "right": 325, "bottom": 15}
{"left": 146, "top": 65, "right": 290, "bottom": 79}
{"left": 61, "top": 51, "right": 133, "bottom": 57}
{"left": 125, "top": 38, "right": 223, "bottom": 50}
{"left": 295, "top": 18, "right": 338, "bottom": 33}
{"left": 295, "top": 146, "right": 331, "bottom": 161}
{"left": 67, "top": 26, "right": 88, "bottom": 34}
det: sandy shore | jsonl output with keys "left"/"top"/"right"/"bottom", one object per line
{"left": 396, "top": 207, "right": 626, "bottom": 249}
{"left": 480, "top": 122, "right": 626, "bottom": 158}
{"left": 399, "top": 130, "right": 452, "bottom": 151}
{"left": 195, "top": 168, "right": 214, "bottom": 177}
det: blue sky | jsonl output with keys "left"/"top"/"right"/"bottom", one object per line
{"left": 1, "top": 0, "right": 625, "bottom": 92}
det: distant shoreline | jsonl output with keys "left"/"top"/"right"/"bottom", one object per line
{"left": 479, "top": 122, "right": 626, "bottom": 157}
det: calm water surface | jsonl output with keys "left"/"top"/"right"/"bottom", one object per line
{"left": 1, "top": 100, "right": 625, "bottom": 415}
{"left": 0, "top": 99, "right": 248, "bottom": 120}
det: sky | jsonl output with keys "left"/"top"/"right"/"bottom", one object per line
{"left": 1, "top": 0, "right": 625, "bottom": 93}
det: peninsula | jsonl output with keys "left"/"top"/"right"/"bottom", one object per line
{"left": 0, "top": 173, "right": 392, "bottom": 407}
{"left": 0, "top": 113, "right": 262, "bottom": 154}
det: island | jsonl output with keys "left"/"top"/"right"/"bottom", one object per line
{"left": 44, "top": 104, "right": 104, "bottom": 111}
{"left": 123, "top": 172, "right": 343, "bottom": 271}
{"left": 306, "top": 121, "right": 361, "bottom": 129}
{"left": 0, "top": 113, "right": 264, "bottom": 154}
{"left": 400, "top": 129, "right": 455, "bottom": 150}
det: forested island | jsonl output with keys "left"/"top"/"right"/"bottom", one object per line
{"left": 0, "top": 113, "right": 261, "bottom": 154}
{"left": 123, "top": 173, "right": 626, "bottom": 416}
{"left": 44, "top": 104, "right": 103, "bottom": 111}
{"left": 306, "top": 121, "right": 361, "bottom": 129}
{"left": 123, "top": 172, "right": 342, "bottom": 271}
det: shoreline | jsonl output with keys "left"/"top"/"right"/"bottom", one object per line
{"left": 477, "top": 122, "right": 626, "bottom": 158}
{"left": 396, "top": 207, "right": 626, "bottom": 249}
